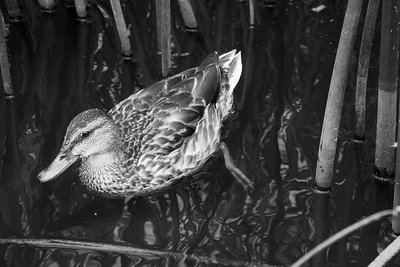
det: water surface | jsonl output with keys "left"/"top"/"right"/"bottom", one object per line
{"left": 0, "top": 1, "right": 391, "bottom": 266}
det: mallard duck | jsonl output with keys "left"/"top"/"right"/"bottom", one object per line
{"left": 38, "top": 50, "right": 252, "bottom": 198}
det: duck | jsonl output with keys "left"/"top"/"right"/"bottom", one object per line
{"left": 37, "top": 50, "right": 253, "bottom": 199}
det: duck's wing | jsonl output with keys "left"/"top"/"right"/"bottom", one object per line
{"left": 139, "top": 54, "right": 221, "bottom": 157}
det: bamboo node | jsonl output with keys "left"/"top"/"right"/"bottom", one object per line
{"left": 76, "top": 6, "right": 93, "bottom": 23}
{"left": 352, "top": 135, "right": 365, "bottom": 144}
{"left": 40, "top": 7, "right": 57, "bottom": 14}
{"left": 372, "top": 168, "right": 394, "bottom": 183}
{"left": 4, "top": 94, "right": 16, "bottom": 100}
{"left": 382, "top": 223, "right": 400, "bottom": 241}
{"left": 309, "top": 181, "right": 331, "bottom": 195}
{"left": 185, "top": 26, "right": 198, "bottom": 33}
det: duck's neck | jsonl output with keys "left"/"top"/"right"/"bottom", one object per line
{"left": 79, "top": 150, "right": 135, "bottom": 198}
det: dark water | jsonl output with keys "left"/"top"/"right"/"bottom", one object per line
{"left": 0, "top": 1, "right": 394, "bottom": 266}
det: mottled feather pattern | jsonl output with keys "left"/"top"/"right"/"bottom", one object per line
{"left": 102, "top": 52, "right": 235, "bottom": 196}
{"left": 108, "top": 61, "right": 222, "bottom": 181}
{"left": 44, "top": 51, "right": 242, "bottom": 198}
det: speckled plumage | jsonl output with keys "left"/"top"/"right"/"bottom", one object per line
{"left": 38, "top": 50, "right": 244, "bottom": 198}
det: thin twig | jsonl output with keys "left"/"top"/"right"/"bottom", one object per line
{"left": 292, "top": 208, "right": 400, "bottom": 267}
{"left": 110, "top": 0, "right": 132, "bottom": 56}
{"left": 0, "top": 238, "right": 271, "bottom": 267}
{"left": 368, "top": 235, "right": 400, "bottom": 266}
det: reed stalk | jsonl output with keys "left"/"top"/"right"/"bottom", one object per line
{"left": 374, "top": 0, "right": 399, "bottom": 180}
{"left": 74, "top": 0, "right": 88, "bottom": 19}
{"left": 177, "top": 0, "right": 198, "bottom": 32}
{"left": 315, "top": 0, "right": 363, "bottom": 189}
{"left": 311, "top": 192, "right": 329, "bottom": 267}
{"left": 37, "top": 0, "right": 56, "bottom": 11}
{"left": 0, "top": 238, "right": 268, "bottom": 266}
{"left": 354, "top": 0, "right": 380, "bottom": 140}
{"left": 238, "top": 0, "right": 257, "bottom": 110}
{"left": 0, "top": 10, "right": 13, "bottom": 95}
{"left": 110, "top": 0, "right": 132, "bottom": 56}
{"left": 155, "top": 0, "right": 172, "bottom": 77}
{"left": 293, "top": 208, "right": 399, "bottom": 267}
{"left": 393, "top": 87, "right": 400, "bottom": 233}
{"left": 368, "top": 235, "right": 400, "bottom": 266}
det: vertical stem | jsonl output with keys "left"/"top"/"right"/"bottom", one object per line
{"left": 156, "top": 0, "right": 171, "bottom": 77}
{"left": 177, "top": 0, "right": 198, "bottom": 32}
{"left": 355, "top": 0, "right": 380, "bottom": 139}
{"left": 393, "top": 36, "right": 400, "bottom": 232}
{"left": 311, "top": 193, "right": 330, "bottom": 267}
{"left": 315, "top": 0, "right": 363, "bottom": 189}
{"left": 0, "top": 10, "right": 13, "bottom": 95}
{"left": 239, "top": 0, "right": 257, "bottom": 110}
{"left": 74, "top": 0, "right": 88, "bottom": 19}
{"left": 110, "top": 0, "right": 132, "bottom": 56}
{"left": 37, "top": 0, "right": 56, "bottom": 10}
{"left": 375, "top": 0, "right": 399, "bottom": 179}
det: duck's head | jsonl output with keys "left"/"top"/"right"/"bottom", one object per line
{"left": 38, "top": 109, "right": 122, "bottom": 183}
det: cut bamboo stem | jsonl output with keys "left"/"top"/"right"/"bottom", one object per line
{"left": 0, "top": 10, "right": 13, "bottom": 96}
{"left": 354, "top": 0, "right": 380, "bottom": 140}
{"left": 110, "top": 0, "right": 132, "bottom": 56}
{"left": 177, "top": 0, "right": 198, "bottom": 32}
{"left": 74, "top": 0, "right": 88, "bottom": 19}
{"left": 155, "top": 0, "right": 172, "bottom": 77}
{"left": 374, "top": 0, "right": 399, "bottom": 180}
{"left": 315, "top": 0, "right": 363, "bottom": 189}
{"left": 37, "top": 0, "right": 56, "bottom": 11}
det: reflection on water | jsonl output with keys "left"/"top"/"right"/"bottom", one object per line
{"left": 0, "top": 1, "right": 391, "bottom": 266}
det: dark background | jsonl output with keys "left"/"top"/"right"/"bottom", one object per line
{"left": 0, "top": 0, "right": 390, "bottom": 266}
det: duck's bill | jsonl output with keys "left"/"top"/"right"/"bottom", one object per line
{"left": 37, "top": 152, "right": 78, "bottom": 183}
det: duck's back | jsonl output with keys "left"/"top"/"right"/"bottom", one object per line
{"left": 108, "top": 51, "right": 241, "bottom": 188}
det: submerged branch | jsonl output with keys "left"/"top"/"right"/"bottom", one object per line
{"left": 0, "top": 238, "right": 270, "bottom": 267}
{"left": 292, "top": 208, "right": 400, "bottom": 267}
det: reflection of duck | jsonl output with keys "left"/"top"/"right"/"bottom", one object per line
{"left": 38, "top": 50, "right": 252, "bottom": 198}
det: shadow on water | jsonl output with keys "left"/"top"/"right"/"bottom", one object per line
{"left": 0, "top": 0, "right": 393, "bottom": 266}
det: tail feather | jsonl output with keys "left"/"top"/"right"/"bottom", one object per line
{"left": 218, "top": 50, "right": 242, "bottom": 93}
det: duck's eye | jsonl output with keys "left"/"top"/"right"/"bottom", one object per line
{"left": 81, "top": 131, "right": 91, "bottom": 138}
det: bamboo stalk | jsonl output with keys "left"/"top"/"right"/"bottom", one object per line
{"left": 74, "top": 0, "right": 88, "bottom": 19}
{"left": 177, "top": 0, "right": 198, "bottom": 32}
{"left": 125, "top": 2, "right": 156, "bottom": 84}
{"left": 354, "top": 0, "right": 380, "bottom": 140}
{"left": 110, "top": 0, "right": 132, "bottom": 56}
{"left": 393, "top": 71, "right": 400, "bottom": 233}
{"left": 374, "top": 0, "right": 399, "bottom": 180}
{"left": 155, "top": 0, "right": 172, "bottom": 77}
{"left": 314, "top": 0, "right": 363, "bottom": 189}
{"left": 311, "top": 192, "right": 329, "bottom": 267}
{"left": 238, "top": 0, "right": 257, "bottom": 110}
{"left": 0, "top": 10, "right": 13, "bottom": 96}
{"left": 37, "top": 0, "right": 56, "bottom": 11}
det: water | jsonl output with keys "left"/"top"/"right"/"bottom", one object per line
{"left": 0, "top": 1, "right": 394, "bottom": 266}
